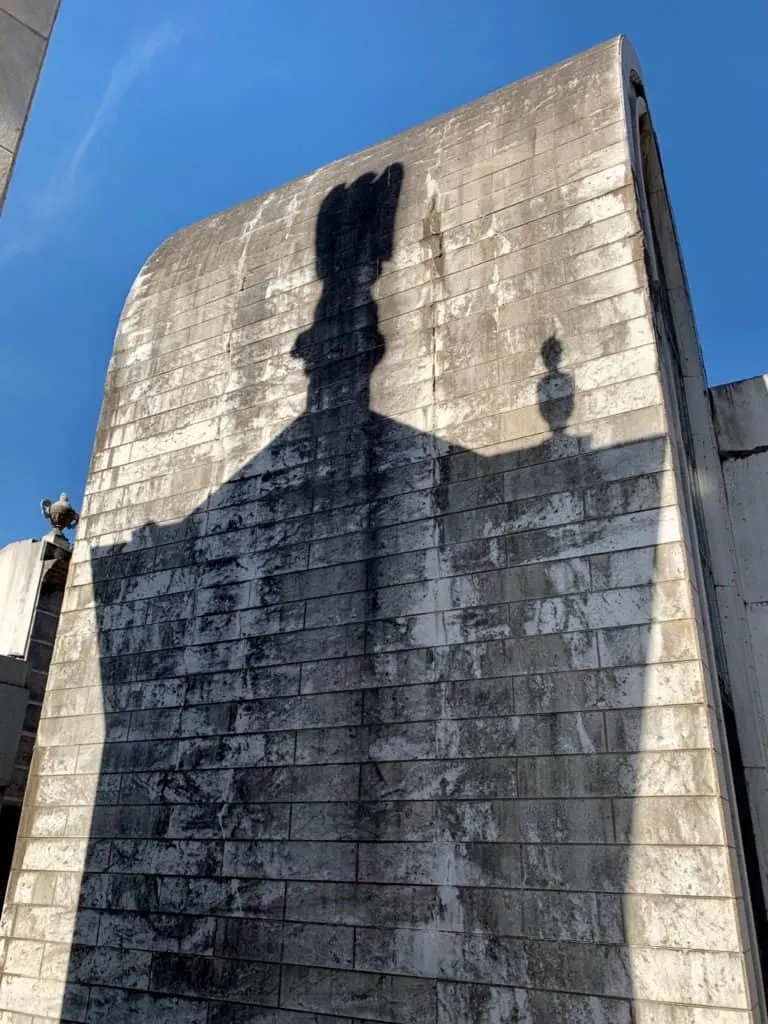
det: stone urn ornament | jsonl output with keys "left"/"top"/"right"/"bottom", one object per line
{"left": 41, "top": 492, "right": 80, "bottom": 538}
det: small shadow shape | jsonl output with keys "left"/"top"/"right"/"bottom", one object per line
{"left": 537, "top": 335, "right": 574, "bottom": 436}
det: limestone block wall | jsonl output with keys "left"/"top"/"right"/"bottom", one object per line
{"left": 0, "top": 36, "right": 763, "bottom": 1024}
{"left": 0, "top": 0, "right": 60, "bottom": 210}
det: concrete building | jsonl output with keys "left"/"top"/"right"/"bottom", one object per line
{"left": 710, "top": 375, "right": 768, "bottom": 900}
{"left": 0, "top": 536, "right": 71, "bottom": 905}
{"left": 2, "top": 35, "right": 768, "bottom": 1023}
{"left": 0, "top": 1, "right": 60, "bottom": 210}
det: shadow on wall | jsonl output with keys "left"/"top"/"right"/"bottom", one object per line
{"left": 48, "top": 164, "right": 670, "bottom": 1021}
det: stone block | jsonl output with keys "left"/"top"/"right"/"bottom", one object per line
{"left": 289, "top": 800, "right": 436, "bottom": 842}
{"left": 613, "top": 795, "right": 725, "bottom": 846}
{"left": 523, "top": 843, "right": 731, "bottom": 896}
{"left": 623, "top": 893, "right": 741, "bottom": 951}
{"left": 437, "top": 796, "right": 614, "bottom": 844}
{"left": 631, "top": 948, "right": 748, "bottom": 1008}
{"left": 281, "top": 922, "right": 355, "bottom": 969}
{"left": 633, "top": 1005, "right": 751, "bottom": 1024}
{"left": 605, "top": 706, "right": 711, "bottom": 752}
{"left": 521, "top": 889, "right": 623, "bottom": 943}
{"left": 0, "top": 975, "right": 88, "bottom": 1022}
{"left": 222, "top": 840, "right": 357, "bottom": 881}
{"left": 97, "top": 911, "right": 216, "bottom": 955}
{"left": 150, "top": 953, "right": 279, "bottom": 1005}
{"left": 1, "top": 940, "right": 44, "bottom": 978}
{"left": 285, "top": 881, "right": 437, "bottom": 929}
{"left": 357, "top": 841, "right": 521, "bottom": 887}
{"left": 436, "top": 982, "right": 631, "bottom": 1024}
{"left": 85, "top": 988, "right": 207, "bottom": 1024}
{"left": 518, "top": 750, "right": 716, "bottom": 799}
{"left": 280, "top": 964, "right": 436, "bottom": 1023}
{"left": 435, "top": 711, "right": 605, "bottom": 759}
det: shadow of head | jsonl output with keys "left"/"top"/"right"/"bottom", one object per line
{"left": 315, "top": 163, "right": 404, "bottom": 286}
{"left": 291, "top": 163, "right": 404, "bottom": 391}
{"left": 541, "top": 334, "right": 563, "bottom": 372}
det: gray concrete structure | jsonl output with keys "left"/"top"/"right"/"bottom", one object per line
{"left": 710, "top": 376, "right": 768, "bottom": 915}
{"left": 0, "top": 0, "right": 60, "bottom": 210}
{"left": 0, "top": 536, "right": 70, "bottom": 905}
{"left": 2, "top": 36, "right": 767, "bottom": 1023}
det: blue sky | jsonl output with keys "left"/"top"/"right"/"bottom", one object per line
{"left": 1, "top": 0, "right": 766, "bottom": 547}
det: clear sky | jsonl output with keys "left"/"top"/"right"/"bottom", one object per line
{"left": 1, "top": 0, "right": 765, "bottom": 547}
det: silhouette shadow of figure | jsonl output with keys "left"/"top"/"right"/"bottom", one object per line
{"left": 537, "top": 336, "right": 574, "bottom": 437}
{"left": 53, "top": 161, "right": 668, "bottom": 1023}
{"left": 292, "top": 165, "right": 402, "bottom": 413}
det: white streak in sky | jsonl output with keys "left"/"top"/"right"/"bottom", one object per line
{"left": 0, "top": 21, "right": 182, "bottom": 262}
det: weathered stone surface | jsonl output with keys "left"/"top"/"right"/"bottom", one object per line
{"left": 0, "top": 2, "right": 59, "bottom": 209}
{"left": 710, "top": 374, "right": 768, "bottom": 917}
{"left": 1, "top": 33, "right": 762, "bottom": 1024}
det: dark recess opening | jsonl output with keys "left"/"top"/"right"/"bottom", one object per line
{"left": 0, "top": 804, "right": 21, "bottom": 906}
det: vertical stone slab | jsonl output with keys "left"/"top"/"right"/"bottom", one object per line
{"left": 709, "top": 376, "right": 768, "bottom": 933}
{"left": 0, "top": 0, "right": 60, "bottom": 209}
{"left": 0, "top": 36, "right": 762, "bottom": 1024}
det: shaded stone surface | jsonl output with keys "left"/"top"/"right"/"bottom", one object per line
{"left": 0, "top": 35, "right": 763, "bottom": 1024}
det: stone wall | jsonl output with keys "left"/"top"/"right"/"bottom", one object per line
{"left": 0, "top": 0, "right": 60, "bottom": 210}
{"left": 710, "top": 375, "right": 768, "bottom": 914}
{"left": 0, "top": 537, "right": 71, "bottom": 905}
{"left": 0, "top": 37, "right": 763, "bottom": 1023}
